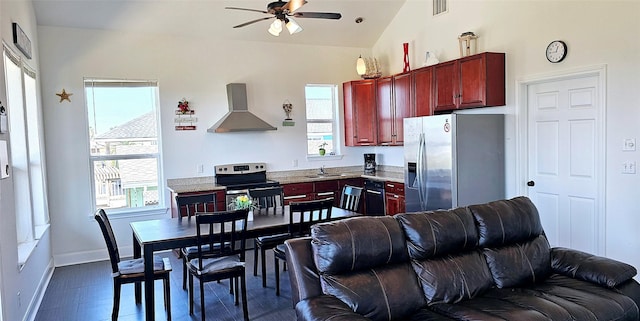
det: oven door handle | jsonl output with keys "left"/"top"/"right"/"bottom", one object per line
{"left": 226, "top": 189, "right": 249, "bottom": 195}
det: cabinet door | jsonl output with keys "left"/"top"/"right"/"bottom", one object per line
{"left": 433, "top": 61, "right": 459, "bottom": 112}
{"left": 393, "top": 73, "right": 412, "bottom": 145}
{"left": 413, "top": 66, "right": 433, "bottom": 117}
{"left": 376, "top": 77, "right": 393, "bottom": 145}
{"left": 458, "top": 54, "right": 486, "bottom": 108}
{"left": 460, "top": 52, "right": 505, "bottom": 108}
{"left": 344, "top": 80, "right": 377, "bottom": 146}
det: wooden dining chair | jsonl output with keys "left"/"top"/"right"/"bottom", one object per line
{"left": 94, "top": 209, "right": 172, "bottom": 321}
{"left": 339, "top": 185, "right": 363, "bottom": 212}
{"left": 250, "top": 186, "right": 289, "bottom": 287}
{"left": 248, "top": 186, "right": 284, "bottom": 215}
{"left": 187, "top": 209, "right": 250, "bottom": 321}
{"left": 175, "top": 193, "right": 218, "bottom": 290}
{"left": 273, "top": 198, "right": 334, "bottom": 295}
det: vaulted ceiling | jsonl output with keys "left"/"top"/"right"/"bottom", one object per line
{"left": 32, "top": 0, "right": 406, "bottom": 48}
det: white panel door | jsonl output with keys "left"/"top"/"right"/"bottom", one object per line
{"left": 527, "top": 75, "right": 601, "bottom": 254}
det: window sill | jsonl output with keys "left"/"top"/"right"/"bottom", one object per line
{"left": 18, "top": 224, "right": 50, "bottom": 270}
{"left": 307, "top": 155, "right": 344, "bottom": 162}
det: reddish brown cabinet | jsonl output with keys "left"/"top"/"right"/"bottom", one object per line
{"left": 384, "top": 182, "right": 405, "bottom": 216}
{"left": 343, "top": 80, "right": 378, "bottom": 146}
{"left": 434, "top": 52, "right": 505, "bottom": 112}
{"left": 412, "top": 66, "right": 434, "bottom": 117}
{"left": 377, "top": 73, "right": 411, "bottom": 146}
{"left": 282, "top": 182, "right": 314, "bottom": 205}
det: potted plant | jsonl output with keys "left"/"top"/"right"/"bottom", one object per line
{"left": 318, "top": 142, "right": 328, "bottom": 156}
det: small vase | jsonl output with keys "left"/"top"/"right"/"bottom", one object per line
{"left": 403, "top": 42, "right": 410, "bottom": 73}
{"left": 319, "top": 148, "right": 326, "bottom": 156}
{"left": 248, "top": 210, "right": 254, "bottom": 222}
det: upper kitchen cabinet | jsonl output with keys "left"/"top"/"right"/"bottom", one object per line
{"left": 433, "top": 52, "right": 505, "bottom": 112}
{"left": 344, "top": 80, "right": 378, "bottom": 146}
{"left": 377, "top": 73, "right": 411, "bottom": 146}
{"left": 412, "top": 66, "right": 434, "bottom": 117}
{"left": 391, "top": 72, "right": 411, "bottom": 145}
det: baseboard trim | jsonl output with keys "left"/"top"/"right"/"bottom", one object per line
{"left": 23, "top": 258, "right": 54, "bottom": 321}
{"left": 54, "top": 245, "right": 133, "bottom": 267}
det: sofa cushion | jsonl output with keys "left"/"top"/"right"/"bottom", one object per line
{"left": 469, "top": 196, "right": 543, "bottom": 248}
{"left": 483, "top": 234, "right": 552, "bottom": 288}
{"left": 396, "top": 208, "right": 478, "bottom": 260}
{"left": 320, "top": 262, "right": 427, "bottom": 321}
{"left": 312, "top": 216, "right": 408, "bottom": 274}
{"left": 312, "top": 216, "right": 426, "bottom": 321}
{"left": 430, "top": 274, "right": 639, "bottom": 321}
{"left": 551, "top": 247, "right": 637, "bottom": 288}
{"left": 412, "top": 250, "right": 493, "bottom": 304}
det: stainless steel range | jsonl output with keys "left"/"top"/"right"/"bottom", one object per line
{"left": 214, "top": 162, "right": 280, "bottom": 208}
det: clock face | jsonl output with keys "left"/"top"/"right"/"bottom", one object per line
{"left": 546, "top": 40, "right": 567, "bottom": 63}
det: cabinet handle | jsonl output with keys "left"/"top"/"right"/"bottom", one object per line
{"left": 366, "top": 190, "right": 382, "bottom": 195}
{"left": 317, "top": 192, "right": 334, "bottom": 196}
{"left": 387, "top": 184, "right": 395, "bottom": 188}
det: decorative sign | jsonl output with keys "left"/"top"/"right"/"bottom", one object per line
{"left": 175, "top": 110, "right": 197, "bottom": 130}
{"left": 12, "top": 23, "right": 32, "bottom": 59}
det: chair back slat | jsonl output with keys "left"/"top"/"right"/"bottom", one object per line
{"left": 195, "top": 209, "right": 249, "bottom": 271}
{"left": 248, "top": 186, "right": 284, "bottom": 215}
{"left": 176, "top": 193, "right": 217, "bottom": 218}
{"left": 289, "top": 198, "right": 334, "bottom": 237}
{"left": 94, "top": 209, "right": 121, "bottom": 274}
{"left": 340, "top": 185, "right": 363, "bottom": 212}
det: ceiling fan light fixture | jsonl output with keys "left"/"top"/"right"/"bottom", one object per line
{"left": 268, "top": 18, "right": 283, "bottom": 36}
{"left": 285, "top": 17, "right": 303, "bottom": 34}
{"left": 356, "top": 55, "right": 366, "bottom": 75}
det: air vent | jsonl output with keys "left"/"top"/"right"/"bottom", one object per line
{"left": 433, "top": 0, "right": 447, "bottom": 15}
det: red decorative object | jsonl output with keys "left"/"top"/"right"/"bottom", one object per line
{"left": 403, "top": 42, "right": 410, "bottom": 73}
{"left": 177, "top": 98, "right": 190, "bottom": 114}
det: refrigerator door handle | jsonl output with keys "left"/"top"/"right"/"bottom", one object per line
{"left": 416, "top": 133, "right": 426, "bottom": 210}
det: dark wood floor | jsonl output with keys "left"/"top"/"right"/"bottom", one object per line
{"left": 35, "top": 249, "right": 296, "bottom": 321}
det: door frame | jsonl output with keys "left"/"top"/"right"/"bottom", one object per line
{"left": 515, "top": 64, "right": 607, "bottom": 255}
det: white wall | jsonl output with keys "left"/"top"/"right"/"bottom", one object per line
{"left": 37, "top": 25, "right": 377, "bottom": 264}
{"left": 373, "top": 0, "right": 640, "bottom": 269}
{"left": 0, "top": 1, "right": 53, "bottom": 321}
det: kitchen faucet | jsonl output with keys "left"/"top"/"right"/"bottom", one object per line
{"left": 319, "top": 165, "right": 326, "bottom": 175}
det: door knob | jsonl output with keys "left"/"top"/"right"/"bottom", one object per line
{"left": 527, "top": 181, "right": 535, "bottom": 187}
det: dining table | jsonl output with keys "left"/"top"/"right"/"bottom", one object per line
{"left": 130, "top": 206, "right": 359, "bottom": 321}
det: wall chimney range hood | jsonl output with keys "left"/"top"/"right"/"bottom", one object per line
{"left": 207, "top": 83, "right": 277, "bottom": 133}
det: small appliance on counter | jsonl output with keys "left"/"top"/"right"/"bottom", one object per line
{"left": 364, "top": 153, "right": 376, "bottom": 174}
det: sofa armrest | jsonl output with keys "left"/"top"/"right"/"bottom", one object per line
{"left": 285, "top": 237, "right": 323, "bottom": 307}
{"left": 551, "top": 247, "right": 637, "bottom": 288}
{"left": 295, "top": 295, "right": 370, "bottom": 321}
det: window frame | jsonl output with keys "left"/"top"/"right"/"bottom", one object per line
{"left": 84, "top": 78, "right": 165, "bottom": 217}
{"left": 304, "top": 84, "right": 342, "bottom": 160}
{"left": 3, "top": 42, "right": 50, "bottom": 268}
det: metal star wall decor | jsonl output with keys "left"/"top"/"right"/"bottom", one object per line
{"left": 56, "top": 89, "right": 72, "bottom": 103}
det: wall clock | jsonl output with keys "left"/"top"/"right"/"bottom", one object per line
{"left": 546, "top": 40, "right": 567, "bottom": 63}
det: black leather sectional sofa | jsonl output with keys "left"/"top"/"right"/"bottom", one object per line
{"left": 285, "top": 196, "right": 640, "bottom": 321}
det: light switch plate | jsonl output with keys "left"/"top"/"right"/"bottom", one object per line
{"left": 623, "top": 138, "right": 636, "bottom": 151}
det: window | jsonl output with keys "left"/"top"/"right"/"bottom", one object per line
{"left": 84, "top": 79, "right": 163, "bottom": 214}
{"left": 3, "top": 43, "right": 50, "bottom": 266}
{"left": 305, "top": 84, "right": 340, "bottom": 156}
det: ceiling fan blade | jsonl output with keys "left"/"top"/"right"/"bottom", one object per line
{"left": 292, "top": 12, "right": 342, "bottom": 19}
{"left": 225, "top": 7, "right": 269, "bottom": 14}
{"left": 282, "top": 0, "right": 307, "bottom": 13}
{"left": 232, "top": 17, "right": 273, "bottom": 28}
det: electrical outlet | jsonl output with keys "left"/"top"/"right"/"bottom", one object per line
{"left": 197, "top": 164, "right": 204, "bottom": 174}
{"left": 292, "top": 159, "right": 298, "bottom": 167}
{"left": 622, "top": 161, "right": 637, "bottom": 174}
{"left": 17, "top": 291, "right": 20, "bottom": 307}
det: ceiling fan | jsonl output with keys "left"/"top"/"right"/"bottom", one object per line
{"left": 225, "top": 0, "right": 342, "bottom": 36}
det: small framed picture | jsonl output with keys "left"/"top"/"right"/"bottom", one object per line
{"left": 12, "top": 23, "right": 32, "bottom": 59}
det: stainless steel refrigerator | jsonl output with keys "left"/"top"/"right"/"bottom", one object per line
{"left": 404, "top": 114, "right": 505, "bottom": 212}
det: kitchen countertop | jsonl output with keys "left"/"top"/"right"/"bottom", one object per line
{"left": 167, "top": 166, "right": 405, "bottom": 194}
